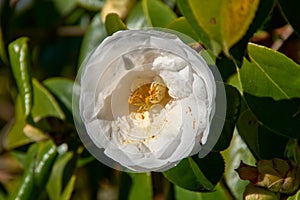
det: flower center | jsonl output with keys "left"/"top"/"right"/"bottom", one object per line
{"left": 128, "top": 78, "right": 170, "bottom": 113}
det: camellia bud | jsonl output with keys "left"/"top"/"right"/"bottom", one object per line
{"left": 236, "top": 158, "right": 300, "bottom": 194}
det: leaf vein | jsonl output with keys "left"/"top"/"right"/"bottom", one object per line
{"left": 251, "top": 57, "right": 290, "bottom": 99}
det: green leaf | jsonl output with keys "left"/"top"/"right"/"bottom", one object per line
{"left": 126, "top": 1, "right": 148, "bottom": 29}
{"left": 0, "top": 191, "right": 5, "bottom": 200}
{"left": 163, "top": 157, "right": 215, "bottom": 192}
{"left": 174, "top": 183, "right": 228, "bottom": 200}
{"left": 76, "top": 0, "right": 104, "bottom": 11}
{"left": 9, "top": 140, "right": 57, "bottom": 200}
{"left": 192, "top": 153, "right": 225, "bottom": 185}
{"left": 8, "top": 143, "right": 37, "bottom": 200}
{"left": 142, "top": 0, "right": 176, "bottom": 27}
{"left": 78, "top": 12, "right": 107, "bottom": 66}
{"left": 287, "top": 189, "right": 300, "bottom": 200}
{"left": 53, "top": 0, "right": 76, "bottom": 15}
{"left": 227, "top": 73, "right": 242, "bottom": 93}
{"left": 105, "top": 13, "right": 127, "bottom": 36}
{"left": 215, "top": 56, "right": 237, "bottom": 82}
{"left": 285, "top": 139, "right": 300, "bottom": 165}
{"left": 5, "top": 79, "right": 65, "bottom": 150}
{"left": 43, "top": 78, "right": 78, "bottom": 116}
{"left": 221, "top": 131, "right": 256, "bottom": 200}
{"left": 60, "top": 175, "right": 76, "bottom": 200}
{"left": 238, "top": 43, "right": 300, "bottom": 138}
{"left": 5, "top": 97, "right": 46, "bottom": 150}
{"left": 165, "top": 17, "right": 200, "bottom": 43}
{"left": 46, "top": 151, "right": 74, "bottom": 200}
{"left": 177, "top": 0, "right": 259, "bottom": 55}
{"left": 5, "top": 108, "right": 31, "bottom": 149}
{"left": 278, "top": 0, "right": 300, "bottom": 34}
{"left": 213, "top": 84, "right": 241, "bottom": 151}
{"left": 127, "top": 173, "right": 152, "bottom": 200}
{"left": 229, "top": 0, "right": 275, "bottom": 66}
{"left": 8, "top": 37, "right": 33, "bottom": 119}
{"left": 237, "top": 109, "right": 288, "bottom": 159}
{"left": 240, "top": 43, "right": 300, "bottom": 100}
{"left": 31, "top": 79, "right": 65, "bottom": 121}
{"left": 34, "top": 140, "right": 58, "bottom": 188}
{"left": 126, "top": 0, "right": 176, "bottom": 29}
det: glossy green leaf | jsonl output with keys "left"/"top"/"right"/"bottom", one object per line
{"left": 222, "top": 131, "right": 256, "bottom": 200}
{"left": 127, "top": 173, "right": 152, "bottom": 200}
{"left": 177, "top": 0, "right": 259, "bottom": 55}
{"left": 278, "top": 0, "right": 300, "bottom": 34}
{"left": 77, "top": 0, "right": 104, "bottom": 11}
{"left": 105, "top": 13, "right": 127, "bottom": 36}
{"left": 165, "top": 17, "right": 200, "bottom": 43}
{"left": 227, "top": 73, "right": 242, "bottom": 93}
{"left": 237, "top": 109, "right": 261, "bottom": 159}
{"left": 174, "top": 183, "right": 228, "bottom": 200}
{"left": 34, "top": 140, "right": 58, "bottom": 188}
{"left": 8, "top": 37, "right": 33, "bottom": 119}
{"left": 239, "top": 43, "right": 300, "bottom": 138}
{"left": 240, "top": 43, "right": 300, "bottom": 100}
{"left": 287, "top": 189, "right": 300, "bottom": 200}
{"left": 126, "top": 1, "right": 148, "bottom": 29}
{"left": 43, "top": 77, "right": 78, "bottom": 115}
{"left": 9, "top": 140, "right": 57, "bottom": 200}
{"left": 8, "top": 143, "right": 37, "bottom": 200}
{"left": 78, "top": 13, "right": 107, "bottom": 66}
{"left": 126, "top": 0, "right": 176, "bottom": 29}
{"left": 4, "top": 97, "right": 46, "bottom": 150}
{"left": 46, "top": 151, "right": 74, "bottom": 200}
{"left": 5, "top": 79, "right": 65, "bottom": 150}
{"left": 176, "top": 1, "right": 216, "bottom": 54}
{"left": 213, "top": 85, "right": 241, "bottom": 151}
{"left": 215, "top": 56, "right": 237, "bottom": 82}
{"left": 237, "top": 109, "right": 288, "bottom": 159}
{"left": 142, "top": 0, "right": 176, "bottom": 27}
{"left": 193, "top": 152, "right": 225, "bottom": 185}
{"left": 31, "top": 79, "right": 65, "bottom": 121}
{"left": 229, "top": 0, "right": 275, "bottom": 66}
{"left": 163, "top": 157, "right": 215, "bottom": 192}
{"left": 5, "top": 118, "right": 31, "bottom": 150}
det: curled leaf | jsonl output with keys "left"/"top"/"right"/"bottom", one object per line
{"left": 236, "top": 158, "right": 300, "bottom": 194}
{"left": 8, "top": 37, "right": 33, "bottom": 119}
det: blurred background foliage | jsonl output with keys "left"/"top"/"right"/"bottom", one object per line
{"left": 0, "top": 0, "right": 300, "bottom": 199}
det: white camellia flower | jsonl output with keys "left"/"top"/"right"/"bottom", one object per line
{"left": 74, "top": 30, "right": 225, "bottom": 172}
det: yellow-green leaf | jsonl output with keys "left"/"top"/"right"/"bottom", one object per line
{"left": 126, "top": 0, "right": 176, "bottom": 29}
{"left": 46, "top": 151, "right": 74, "bottom": 200}
{"left": 8, "top": 37, "right": 33, "bottom": 119}
{"left": 127, "top": 173, "right": 152, "bottom": 200}
{"left": 31, "top": 79, "right": 65, "bottom": 122}
{"left": 5, "top": 79, "right": 65, "bottom": 150}
{"left": 178, "top": 0, "right": 260, "bottom": 55}
{"left": 105, "top": 13, "right": 127, "bottom": 36}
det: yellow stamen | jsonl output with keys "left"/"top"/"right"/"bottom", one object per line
{"left": 128, "top": 81, "right": 168, "bottom": 112}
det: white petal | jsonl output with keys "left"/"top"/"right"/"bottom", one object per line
{"left": 77, "top": 30, "right": 220, "bottom": 172}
